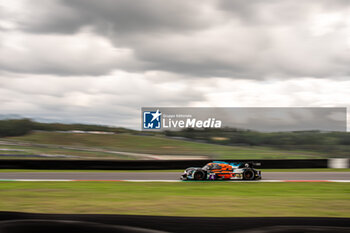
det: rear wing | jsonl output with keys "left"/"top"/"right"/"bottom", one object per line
{"left": 236, "top": 162, "right": 261, "bottom": 168}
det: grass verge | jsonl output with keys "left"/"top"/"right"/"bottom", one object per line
{"left": 3, "top": 131, "right": 326, "bottom": 159}
{"left": 0, "top": 182, "right": 349, "bottom": 217}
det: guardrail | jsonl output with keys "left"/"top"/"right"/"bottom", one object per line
{"left": 0, "top": 159, "right": 339, "bottom": 170}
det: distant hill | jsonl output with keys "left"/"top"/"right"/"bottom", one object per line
{"left": 0, "top": 118, "right": 349, "bottom": 157}
{"left": 0, "top": 118, "right": 135, "bottom": 137}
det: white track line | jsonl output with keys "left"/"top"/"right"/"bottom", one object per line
{"left": 0, "top": 179, "right": 349, "bottom": 182}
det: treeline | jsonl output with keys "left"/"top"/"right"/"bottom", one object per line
{"left": 0, "top": 119, "right": 33, "bottom": 137}
{"left": 165, "top": 128, "right": 350, "bottom": 146}
{"left": 1, "top": 119, "right": 350, "bottom": 148}
{"left": 0, "top": 119, "right": 134, "bottom": 137}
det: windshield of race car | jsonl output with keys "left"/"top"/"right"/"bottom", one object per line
{"left": 203, "top": 163, "right": 222, "bottom": 170}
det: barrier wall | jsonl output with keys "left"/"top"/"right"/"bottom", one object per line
{"left": 0, "top": 159, "right": 331, "bottom": 170}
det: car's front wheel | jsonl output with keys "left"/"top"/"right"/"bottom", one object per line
{"left": 243, "top": 169, "right": 255, "bottom": 180}
{"left": 193, "top": 170, "right": 206, "bottom": 180}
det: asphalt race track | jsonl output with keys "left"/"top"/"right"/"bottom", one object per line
{"left": 0, "top": 172, "right": 349, "bottom": 181}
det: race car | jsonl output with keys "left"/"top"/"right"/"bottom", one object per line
{"left": 180, "top": 161, "right": 262, "bottom": 181}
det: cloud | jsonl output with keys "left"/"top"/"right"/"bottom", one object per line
{"left": 199, "top": 77, "right": 350, "bottom": 108}
{"left": 0, "top": 71, "right": 349, "bottom": 129}
{"left": 2, "top": 0, "right": 349, "bottom": 78}
{"left": 0, "top": 0, "right": 349, "bottom": 129}
{"left": 0, "top": 28, "right": 149, "bottom": 75}
{"left": 0, "top": 70, "right": 206, "bottom": 128}
{"left": 0, "top": 0, "right": 219, "bottom": 35}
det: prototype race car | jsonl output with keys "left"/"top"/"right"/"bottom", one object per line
{"left": 180, "top": 161, "right": 262, "bottom": 181}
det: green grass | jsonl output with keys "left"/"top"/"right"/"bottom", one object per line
{"left": 2, "top": 131, "right": 327, "bottom": 159}
{"left": 0, "top": 168, "right": 349, "bottom": 172}
{"left": 0, "top": 182, "right": 349, "bottom": 217}
{"left": 0, "top": 144, "right": 135, "bottom": 160}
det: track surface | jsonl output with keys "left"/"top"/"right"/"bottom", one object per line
{"left": 0, "top": 172, "right": 349, "bottom": 181}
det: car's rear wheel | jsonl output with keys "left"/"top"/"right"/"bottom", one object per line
{"left": 193, "top": 170, "right": 205, "bottom": 180}
{"left": 243, "top": 169, "right": 255, "bottom": 180}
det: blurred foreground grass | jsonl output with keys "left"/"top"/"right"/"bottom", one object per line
{"left": 0, "top": 182, "right": 349, "bottom": 217}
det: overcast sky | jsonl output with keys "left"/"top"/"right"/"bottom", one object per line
{"left": 0, "top": 0, "right": 349, "bottom": 129}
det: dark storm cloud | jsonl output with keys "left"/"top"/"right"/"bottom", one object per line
{"left": 1, "top": 1, "right": 349, "bottom": 129}
{"left": 23, "top": 0, "right": 214, "bottom": 34}
{"left": 1, "top": 0, "right": 350, "bottom": 78}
